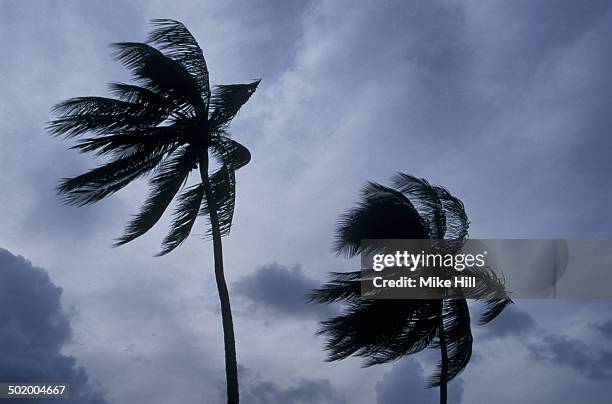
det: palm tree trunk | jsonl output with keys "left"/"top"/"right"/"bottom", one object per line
{"left": 438, "top": 300, "right": 448, "bottom": 404}
{"left": 199, "top": 152, "right": 239, "bottom": 404}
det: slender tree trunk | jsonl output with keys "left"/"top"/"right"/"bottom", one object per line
{"left": 438, "top": 300, "right": 448, "bottom": 404}
{"left": 199, "top": 152, "right": 239, "bottom": 404}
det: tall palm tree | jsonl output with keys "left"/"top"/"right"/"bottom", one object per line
{"left": 48, "top": 19, "right": 259, "bottom": 404}
{"left": 310, "top": 173, "right": 511, "bottom": 404}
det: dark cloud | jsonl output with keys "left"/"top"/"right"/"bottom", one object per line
{"left": 477, "top": 305, "right": 536, "bottom": 340}
{"left": 234, "top": 263, "right": 337, "bottom": 320}
{"left": 375, "top": 358, "right": 464, "bottom": 404}
{"left": 528, "top": 333, "right": 612, "bottom": 380}
{"left": 475, "top": 304, "right": 612, "bottom": 381}
{"left": 593, "top": 319, "right": 612, "bottom": 340}
{"left": 0, "top": 247, "right": 107, "bottom": 403}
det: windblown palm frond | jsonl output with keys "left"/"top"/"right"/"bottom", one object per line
{"left": 114, "top": 145, "right": 197, "bottom": 246}
{"left": 433, "top": 185, "right": 469, "bottom": 240}
{"left": 158, "top": 164, "right": 236, "bottom": 255}
{"left": 200, "top": 165, "right": 237, "bottom": 237}
{"left": 69, "top": 126, "right": 186, "bottom": 157}
{"left": 108, "top": 82, "right": 173, "bottom": 107}
{"left": 311, "top": 173, "right": 511, "bottom": 392}
{"left": 158, "top": 182, "right": 205, "bottom": 256}
{"left": 334, "top": 181, "right": 427, "bottom": 257}
{"left": 392, "top": 173, "right": 447, "bottom": 239}
{"left": 112, "top": 42, "right": 201, "bottom": 110}
{"left": 57, "top": 144, "right": 175, "bottom": 206}
{"left": 319, "top": 299, "right": 441, "bottom": 366}
{"left": 147, "top": 19, "right": 210, "bottom": 102}
{"left": 308, "top": 271, "right": 363, "bottom": 304}
{"left": 209, "top": 81, "right": 261, "bottom": 131}
{"left": 209, "top": 134, "right": 252, "bottom": 170}
{"left": 49, "top": 96, "right": 169, "bottom": 138}
{"left": 428, "top": 299, "right": 473, "bottom": 387}
{"left": 479, "top": 294, "right": 513, "bottom": 325}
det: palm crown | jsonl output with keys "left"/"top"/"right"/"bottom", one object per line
{"left": 310, "top": 173, "right": 512, "bottom": 392}
{"left": 48, "top": 19, "right": 260, "bottom": 255}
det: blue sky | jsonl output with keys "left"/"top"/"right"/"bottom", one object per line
{"left": 1, "top": 1, "right": 611, "bottom": 403}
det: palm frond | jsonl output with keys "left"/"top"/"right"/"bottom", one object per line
{"left": 109, "top": 82, "right": 194, "bottom": 121}
{"left": 108, "top": 82, "right": 172, "bottom": 109}
{"left": 70, "top": 125, "right": 187, "bottom": 157}
{"left": 147, "top": 19, "right": 210, "bottom": 102}
{"left": 112, "top": 42, "right": 200, "bottom": 110}
{"left": 199, "top": 165, "right": 237, "bottom": 238}
{"left": 157, "top": 183, "right": 205, "bottom": 256}
{"left": 57, "top": 144, "right": 174, "bottom": 206}
{"left": 429, "top": 300, "right": 473, "bottom": 387}
{"left": 335, "top": 181, "right": 427, "bottom": 257}
{"left": 459, "top": 265, "right": 509, "bottom": 300}
{"left": 434, "top": 185, "right": 469, "bottom": 240}
{"left": 318, "top": 300, "right": 439, "bottom": 365}
{"left": 308, "top": 271, "right": 362, "bottom": 303}
{"left": 48, "top": 96, "right": 167, "bottom": 138}
{"left": 454, "top": 264, "right": 513, "bottom": 325}
{"left": 479, "top": 298, "right": 513, "bottom": 325}
{"left": 209, "top": 80, "right": 261, "bottom": 130}
{"left": 364, "top": 301, "right": 441, "bottom": 366}
{"left": 209, "top": 135, "right": 251, "bottom": 170}
{"left": 392, "top": 173, "right": 446, "bottom": 239}
{"left": 114, "top": 145, "right": 197, "bottom": 246}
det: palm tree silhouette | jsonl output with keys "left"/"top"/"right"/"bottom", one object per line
{"left": 310, "top": 173, "right": 511, "bottom": 404}
{"left": 48, "top": 19, "right": 259, "bottom": 404}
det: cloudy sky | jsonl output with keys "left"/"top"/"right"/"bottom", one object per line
{"left": 1, "top": 0, "right": 611, "bottom": 403}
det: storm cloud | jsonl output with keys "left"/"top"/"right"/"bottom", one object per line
{"left": 0, "top": 248, "right": 107, "bottom": 403}
{"left": 234, "top": 262, "right": 337, "bottom": 320}
{"left": 528, "top": 333, "right": 612, "bottom": 380}
{"left": 593, "top": 320, "right": 612, "bottom": 340}
{"left": 477, "top": 305, "right": 537, "bottom": 340}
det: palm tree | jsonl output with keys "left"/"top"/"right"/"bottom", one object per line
{"left": 310, "top": 173, "right": 511, "bottom": 404}
{"left": 48, "top": 19, "right": 259, "bottom": 404}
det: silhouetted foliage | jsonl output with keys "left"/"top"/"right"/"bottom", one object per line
{"left": 310, "top": 173, "right": 512, "bottom": 403}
